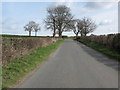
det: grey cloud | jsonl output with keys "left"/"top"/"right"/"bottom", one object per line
{"left": 85, "top": 2, "right": 115, "bottom": 9}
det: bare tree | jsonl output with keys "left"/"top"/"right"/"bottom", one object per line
{"left": 77, "top": 19, "right": 85, "bottom": 37}
{"left": 55, "top": 5, "right": 73, "bottom": 37}
{"left": 45, "top": 7, "right": 57, "bottom": 37}
{"left": 73, "top": 20, "right": 80, "bottom": 37}
{"left": 68, "top": 19, "right": 83, "bottom": 37}
{"left": 80, "top": 17, "right": 97, "bottom": 36}
{"left": 24, "top": 21, "right": 35, "bottom": 36}
{"left": 24, "top": 21, "right": 40, "bottom": 36}
{"left": 33, "top": 23, "right": 40, "bottom": 36}
{"left": 45, "top": 5, "right": 73, "bottom": 37}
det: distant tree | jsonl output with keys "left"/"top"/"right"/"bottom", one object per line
{"left": 68, "top": 19, "right": 83, "bottom": 37}
{"left": 24, "top": 21, "right": 40, "bottom": 36}
{"left": 24, "top": 21, "right": 35, "bottom": 36}
{"left": 80, "top": 17, "right": 97, "bottom": 36}
{"left": 33, "top": 23, "right": 40, "bottom": 36}
{"left": 77, "top": 19, "right": 84, "bottom": 37}
{"left": 45, "top": 5, "right": 73, "bottom": 37}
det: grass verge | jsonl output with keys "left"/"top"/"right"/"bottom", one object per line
{"left": 2, "top": 39, "right": 63, "bottom": 88}
{"left": 76, "top": 39, "right": 120, "bottom": 61}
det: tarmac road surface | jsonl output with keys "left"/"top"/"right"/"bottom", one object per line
{"left": 17, "top": 39, "right": 118, "bottom": 88}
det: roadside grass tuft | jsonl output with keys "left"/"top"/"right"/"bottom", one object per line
{"left": 76, "top": 39, "right": 120, "bottom": 61}
{"left": 2, "top": 39, "right": 63, "bottom": 88}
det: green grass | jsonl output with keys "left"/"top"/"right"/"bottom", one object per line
{"left": 2, "top": 39, "right": 63, "bottom": 88}
{"left": 76, "top": 39, "right": 120, "bottom": 61}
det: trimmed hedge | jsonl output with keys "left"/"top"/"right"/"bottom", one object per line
{"left": 2, "top": 37, "right": 60, "bottom": 63}
{"left": 76, "top": 33, "right": 120, "bottom": 53}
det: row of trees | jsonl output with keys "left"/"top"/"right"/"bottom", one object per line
{"left": 69, "top": 18, "right": 97, "bottom": 37}
{"left": 24, "top": 5, "right": 97, "bottom": 37}
{"left": 24, "top": 21, "right": 40, "bottom": 36}
{"left": 45, "top": 5, "right": 97, "bottom": 37}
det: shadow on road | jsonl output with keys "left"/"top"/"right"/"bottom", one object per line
{"left": 75, "top": 41, "right": 119, "bottom": 71}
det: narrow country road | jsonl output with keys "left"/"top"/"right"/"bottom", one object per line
{"left": 17, "top": 39, "right": 118, "bottom": 88}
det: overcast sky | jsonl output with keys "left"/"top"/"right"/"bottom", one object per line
{"left": 1, "top": 0, "right": 119, "bottom": 36}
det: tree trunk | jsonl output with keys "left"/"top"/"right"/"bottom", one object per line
{"left": 53, "top": 27, "right": 56, "bottom": 37}
{"left": 53, "top": 32, "right": 55, "bottom": 37}
{"left": 59, "top": 30, "right": 62, "bottom": 38}
{"left": 29, "top": 31, "right": 31, "bottom": 36}
{"left": 84, "top": 28, "right": 87, "bottom": 36}
{"left": 81, "top": 31, "right": 83, "bottom": 37}
{"left": 76, "top": 32, "right": 79, "bottom": 37}
{"left": 35, "top": 31, "right": 37, "bottom": 36}
{"left": 58, "top": 26, "right": 62, "bottom": 37}
{"left": 76, "top": 34, "right": 78, "bottom": 37}
{"left": 53, "top": 19, "right": 56, "bottom": 37}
